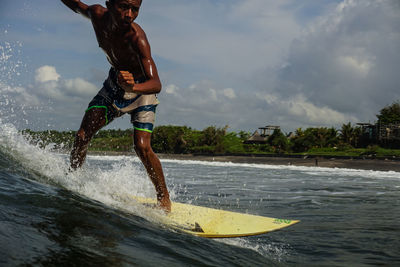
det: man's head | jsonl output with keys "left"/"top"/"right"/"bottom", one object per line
{"left": 106, "top": 0, "right": 142, "bottom": 5}
{"left": 106, "top": 0, "right": 142, "bottom": 28}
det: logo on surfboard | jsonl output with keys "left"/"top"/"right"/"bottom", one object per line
{"left": 273, "top": 218, "right": 292, "bottom": 224}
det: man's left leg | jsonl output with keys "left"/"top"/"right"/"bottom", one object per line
{"left": 133, "top": 129, "right": 171, "bottom": 212}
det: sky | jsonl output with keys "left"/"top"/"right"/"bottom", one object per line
{"left": 0, "top": 0, "right": 399, "bottom": 133}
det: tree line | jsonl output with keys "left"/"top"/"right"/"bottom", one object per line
{"left": 19, "top": 123, "right": 400, "bottom": 157}
{"left": 21, "top": 101, "right": 400, "bottom": 157}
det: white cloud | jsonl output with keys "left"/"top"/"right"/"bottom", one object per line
{"left": 338, "top": 56, "right": 372, "bottom": 77}
{"left": 270, "top": 0, "right": 400, "bottom": 127}
{"left": 35, "top": 65, "right": 60, "bottom": 83}
{"left": 209, "top": 88, "right": 218, "bottom": 102}
{"left": 26, "top": 65, "right": 103, "bottom": 129}
{"left": 165, "top": 84, "right": 179, "bottom": 95}
{"left": 254, "top": 90, "right": 357, "bottom": 129}
{"left": 285, "top": 95, "right": 357, "bottom": 125}
{"left": 64, "top": 78, "right": 98, "bottom": 96}
{"left": 157, "top": 81, "right": 243, "bottom": 127}
{"left": 0, "top": 82, "right": 40, "bottom": 106}
{"left": 143, "top": 0, "right": 301, "bottom": 76}
{"left": 34, "top": 65, "right": 98, "bottom": 100}
{"left": 39, "top": 81, "right": 64, "bottom": 100}
{"left": 223, "top": 88, "right": 236, "bottom": 99}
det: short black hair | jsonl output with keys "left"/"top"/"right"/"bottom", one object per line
{"left": 106, "top": 0, "right": 142, "bottom": 5}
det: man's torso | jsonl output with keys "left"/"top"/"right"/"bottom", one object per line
{"left": 89, "top": 6, "right": 147, "bottom": 81}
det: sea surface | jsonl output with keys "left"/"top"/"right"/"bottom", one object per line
{"left": 1, "top": 122, "right": 400, "bottom": 266}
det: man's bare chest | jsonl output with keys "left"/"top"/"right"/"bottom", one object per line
{"left": 94, "top": 26, "right": 142, "bottom": 70}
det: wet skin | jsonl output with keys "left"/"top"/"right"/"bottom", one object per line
{"left": 61, "top": 0, "right": 171, "bottom": 211}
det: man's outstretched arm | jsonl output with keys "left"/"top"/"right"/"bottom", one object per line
{"left": 61, "top": 0, "right": 90, "bottom": 18}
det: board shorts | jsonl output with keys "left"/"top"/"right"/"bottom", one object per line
{"left": 86, "top": 68, "right": 159, "bottom": 133}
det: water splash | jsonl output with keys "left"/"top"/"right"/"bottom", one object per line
{"left": 0, "top": 37, "right": 33, "bottom": 129}
{"left": 218, "top": 237, "right": 291, "bottom": 262}
{"left": 1, "top": 32, "right": 52, "bottom": 129}
{"left": 0, "top": 35, "right": 168, "bottom": 225}
{"left": 0, "top": 35, "right": 159, "bottom": 217}
{"left": 0, "top": 120, "right": 163, "bottom": 219}
{"left": 0, "top": 40, "right": 23, "bottom": 84}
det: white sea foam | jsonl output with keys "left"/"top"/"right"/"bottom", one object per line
{"left": 217, "top": 237, "right": 290, "bottom": 262}
{"left": 0, "top": 122, "right": 166, "bottom": 222}
{"left": 88, "top": 155, "right": 400, "bottom": 180}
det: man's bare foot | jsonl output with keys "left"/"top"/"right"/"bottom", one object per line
{"left": 158, "top": 196, "right": 171, "bottom": 213}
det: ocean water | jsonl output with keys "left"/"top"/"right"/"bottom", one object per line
{"left": 1, "top": 122, "right": 400, "bottom": 266}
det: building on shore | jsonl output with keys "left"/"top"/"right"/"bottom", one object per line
{"left": 357, "top": 122, "right": 400, "bottom": 148}
{"left": 244, "top": 125, "right": 280, "bottom": 144}
{"left": 245, "top": 122, "right": 400, "bottom": 148}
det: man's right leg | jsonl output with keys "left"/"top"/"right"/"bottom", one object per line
{"left": 70, "top": 108, "right": 107, "bottom": 169}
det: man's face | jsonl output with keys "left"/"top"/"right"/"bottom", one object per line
{"left": 111, "top": 0, "right": 141, "bottom": 27}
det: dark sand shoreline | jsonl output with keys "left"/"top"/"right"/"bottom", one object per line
{"left": 88, "top": 151, "right": 400, "bottom": 172}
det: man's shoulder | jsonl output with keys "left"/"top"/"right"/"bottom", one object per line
{"left": 132, "top": 22, "right": 146, "bottom": 36}
{"left": 88, "top": 4, "right": 107, "bottom": 19}
{"left": 131, "top": 22, "right": 149, "bottom": 46}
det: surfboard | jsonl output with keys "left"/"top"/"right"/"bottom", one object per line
{"left": 132, "top": 196, "right": 299, "bottom": 238}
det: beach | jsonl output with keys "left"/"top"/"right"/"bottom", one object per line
{"left": 88, "top": 151, "right": 400, "bottom": 172}
{"left": 160, "top": 154, "right": 400, "bottom": 172}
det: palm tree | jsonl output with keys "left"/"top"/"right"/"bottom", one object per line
{"left": 340, "top": 123, "right": 360, "bottom": 147}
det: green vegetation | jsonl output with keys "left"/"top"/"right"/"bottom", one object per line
{"left": 20, "top": 101, "right": 400, "bottom": 158}
{"left": 22, "top": 129, "right": 76, "bottom": 150}
{"left": 377, "top": 101, "right": 400, "bottom": 124}
{"left": 21, "top": 128, "right": 134, "bottom": 152}
{"left": 21, "top": 124, "right": 400, "bottom": 158}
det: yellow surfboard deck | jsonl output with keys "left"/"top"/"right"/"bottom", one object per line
{"left": 132, "top": 196, "right": 299, "bottom": 238}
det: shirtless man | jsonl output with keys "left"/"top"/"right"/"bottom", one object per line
{"left": 61, "top": 0, "right": 171, "bottom": 211}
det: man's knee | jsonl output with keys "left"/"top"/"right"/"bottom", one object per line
{"left": 76, "top": 128, "right": 92, "bottom": 144}
{"left": 134, "top": 140, "right": 151, "bottom": 156}
{"left": 77, "top": 128, "right": 86, "bottom": 140}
